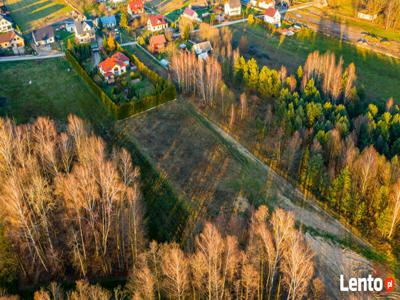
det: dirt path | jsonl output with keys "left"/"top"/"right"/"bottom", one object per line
{"left": 286, "top": 7, "right": 400, "bottom": 59}
{"left": 118, "top": 100, "right": 389, "bottom": 299}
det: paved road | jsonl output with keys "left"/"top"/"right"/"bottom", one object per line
{"left": 0, "top": 53, "right": 65, "bottom": 62}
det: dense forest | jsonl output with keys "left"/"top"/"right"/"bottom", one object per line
{"left": 0, "top": 116, "right": 321, "bottom": 299}
{"left": 171, "top": 25, "right": 400, "bottom": 257}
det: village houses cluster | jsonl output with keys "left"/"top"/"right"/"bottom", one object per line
{"left": 0, "top": 3, "right": 24, "bottom": 54}
{"left": 0, "top": 0, "right": 283, "bottom": 85}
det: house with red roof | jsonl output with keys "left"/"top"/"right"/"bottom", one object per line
{"left": 149, "top": 34, "right": 166, "bottom": 52}
{"left": 98, "top": 52, "right": 130, "bottom": 83}
{"left": 263, "top": 7, "right": 281, "bottom": 27}
{"left": 127, "top": 0, "right": 144, "bottom": 16}
{"left": 147, "top": 14, "right": 168, "bottom": 32}
{"left": 0, "top": 30, "right": 24, "bottom": 50}
{"left": 182, "top": 6, "right": 199, "bottom": 21}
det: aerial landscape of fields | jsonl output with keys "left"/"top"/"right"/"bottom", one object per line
{"left": 0, "top": 0, "right": 400, "bottom": 298}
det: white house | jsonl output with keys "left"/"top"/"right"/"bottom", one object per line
{"left": 263, "top": 7, "right": 281, "bottom": 26}
{"left": 65, "top": 20, "right": 75, "bottom": 32}
{"left": 98, "top": 51, "right": 130, "bottom": 83}
{"left": 193, "top": 41, "right": 212, "bottom": 59}
{"left": 32, "top": 26, "right": 55, "bottom": 46}
{"left": 224, "top": 0, "right": 241, "bottom": 17}
{"left": 147, "top": 15, "right": 168, "bottom": 32}
{"left": 74, "top": 20, "right": 96, "bottom": 44}
{"left": 250, "top": 0, "right": 275, "bottom": 9}
{"left": 0, "top": 15, "right": 12, "bottom": 33}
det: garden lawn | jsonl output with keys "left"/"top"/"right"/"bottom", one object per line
{"left": 6, "top": 0, "right": 72, "bottom": 33}
{"left": 230, "top": 22, "right": 400, "bottom": 103}
{"left": 0, "top": 58, "right": 109, "bottom": 124}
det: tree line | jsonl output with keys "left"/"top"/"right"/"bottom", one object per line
{"left": 0, "top": 116, "right": 145, "bottom": 284}
{"left": 170, "top": 29, "right": 400, "bottom": 251}
{"left": 0, "top": 116, "right": 321, "bottom": 299}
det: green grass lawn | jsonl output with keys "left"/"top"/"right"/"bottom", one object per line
{"left": 0, "top": 58, "right": 109, "bottom": 124}
{"left": 230, "top": 23, "right": 400, "bottom": 103}
{"left": 7, "top": 0, "right": 72, "bottom": 33}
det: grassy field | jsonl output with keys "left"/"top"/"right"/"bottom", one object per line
{"left": 316, "top": 0, "right": 400, "bottom": 41}
{"left": 6, "top": 0, "right": 72, "bottom": 33}
{"left": 0, "top": 58, "right": 109, "bottom": 124}
{"left": 0, "top": 58, "right": 186, "bottom": 243}
{"left": 230, "top": 23, "right": 400, "bottom": 102}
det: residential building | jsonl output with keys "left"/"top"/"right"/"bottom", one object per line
{"left": 127, "top": 0, "right": 144, "bottom": 15}
{"left": 357, "top": 11, "right": 378, "bottom": 21}
{"left": 149, "top": 34, "right": 166, "bottom": 52}
{"left": 182, "top": 6, "right": 199, "bottom": 21}
{"left": 192, "top": 41, "right": 212, "bottom": 59}
{"left": 98, "top": 51, "right": 130, "bottom": 83}
{"left": 32, "top": 26, "right": 55, "bottom": 46}
{"left": 224, "top": 0, "right": 241, "bottom": 17}
{"left": 74, "top": 20, "right": 96, "bottom": 44}
{"left": 65, "top": 20, "right": 75, "bottom": 32}
{"left": 147, "top": 14, "right": 168, "bottom": 32}
{"left": 98, "top": 15, "right": 117, "bottom": 28}
{"left": 0, "top": 15, "right": 12, "bottom": 33}
{"left": 0, "top": 30, "right": 24, "bottom": 49}
{"left": 250, "top": 0, "right": 275, "bottom": 9}
{"left": 263, "top": 7, "right": 281, "bottom": 26}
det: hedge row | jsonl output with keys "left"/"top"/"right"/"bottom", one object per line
{"left": 65, "top": 46, "right": 176, "bottom": 120}
{"left": 66, "top": 50, "right": 119, "bottom": 118}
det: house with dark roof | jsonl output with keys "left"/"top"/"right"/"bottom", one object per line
{"left": 149, "top": 34, "right": 166, "bottom": 52}
{"left": 182, "top": 6, "right": 199, "bottom": 21}
{"left": 263, "top": 7, "right": 281, "bottom": 26}
{"left": 224, "top": 0, "right": 241, "bottom": 17}
{"left": 32, "top": 26, "right": 55, "bottom": 46}
{"left": 98, "top": 15, "right": 117, "bottom": 28}
{"left": 74, "top": 20, "right": 96, "bottom": 44}
{"left": 147, "top": 15, "right": 168, "bottom": 32}
{"left": 98, "top": 52, "right": 130, "bottom": 83}
{"left": 127, "top": 0, "right": 144, "bottom": 15}
{"left": 0, "top": 30, "right": 24, "bottom": 49}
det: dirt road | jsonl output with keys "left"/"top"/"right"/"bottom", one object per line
{"left": 286, "top": 7, "right": 400, "bottom": 59}
{"left": 118, "top": 99, "right": 389, "bottom": 299}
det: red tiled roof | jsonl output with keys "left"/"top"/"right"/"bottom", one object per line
{"left": 149, "top": 34, "right": 166, "bottom": 46}
{"left": 112, "top": 51, "right": 129, "bottom": 62}
{"left": 183, "top": 7, "right": 196, "bottom": 17}
{"left": 264, "top": 7, "right": 277, "bottom": 17}
{"left": 128, "top": 0, "right": 144, "bottom": 11}
{"left": 0, "top": 30, "right": 18, "bottom": 44}
{"left": 149, "top": 14, "right": 167, "bottom": 27}
{"left": 99, "top": 52, "right": 129, "bottom": 73}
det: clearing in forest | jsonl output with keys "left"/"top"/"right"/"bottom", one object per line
{"left": 117, "top": 99, "right": 384, "bottom": 299}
